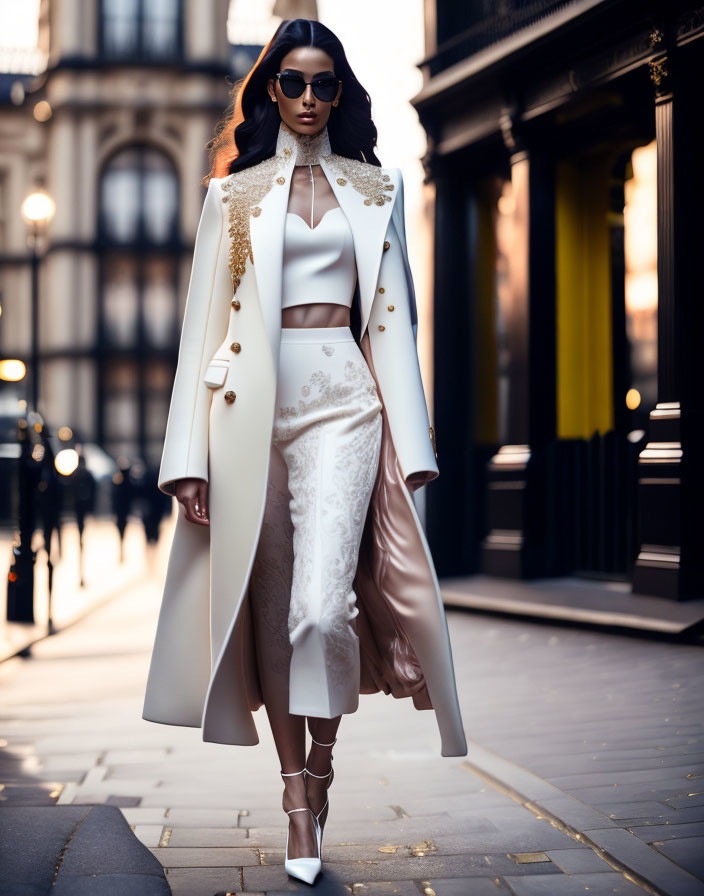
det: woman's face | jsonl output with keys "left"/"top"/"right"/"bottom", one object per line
{"left": 267, "top": 46, "right": 342, "bottom": 137}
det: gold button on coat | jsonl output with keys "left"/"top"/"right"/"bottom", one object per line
{"left": 383, "top": 240, "right": 390, "bottom": 251}
{"left": 378, "top": 287, "right": 385, "bottom": 294}
{"left": 378, "top": 325, "right": 385, "bottom": 331}
{"left": 276, "top": 176, "right": 285, "bottom": 184}
{"left": 337, "top": 177, "right": 347, "bottom": 186}
{"left": 225, "top": 391, "right": 236, "bottom": 404}
{"left": 231, "top": 299, "right": 240, "bottom": 310}
{"left": 231, "top": 342, "right": 241, "bottom": 353}
{"left": 387, "top": 305, "right": 395, "bottom": 311}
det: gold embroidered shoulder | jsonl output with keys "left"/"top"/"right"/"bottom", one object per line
{"left": 220, "top": 150, "right": 395, "bottom": 295}
{"left": 220, "top": 154, "right": 283, "bottom": 295}
{"left": 323, "top": 153, "right": 395, "bottom": 207}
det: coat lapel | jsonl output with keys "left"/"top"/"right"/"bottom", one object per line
{"left": 319, "top": 158, "right": 398, "bottom": 338}
{"left": 248, "top": 149, "right": 398, "bottom": 345}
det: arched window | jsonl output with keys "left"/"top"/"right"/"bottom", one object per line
{"left": 97, "top": 145, "right": 180, "bottom": 464}
{"left": 100, "top": 146, "right": 179, "bottom": 245}
{"left": 101, "top": 0, "right": 182, "bottom": 60}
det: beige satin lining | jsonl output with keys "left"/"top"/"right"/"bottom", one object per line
{"left": 353, "top": 332, "right": 433, "bottom": 710}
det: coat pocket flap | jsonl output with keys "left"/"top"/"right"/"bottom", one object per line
{"left": 203, "top": 362, "right": 229, "bottom": 388}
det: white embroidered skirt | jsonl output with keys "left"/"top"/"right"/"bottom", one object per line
{"left": 249, "top": 325, "right": 383, "bottom": 718}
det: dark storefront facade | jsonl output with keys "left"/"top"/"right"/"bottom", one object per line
{"left": 415, "top": 0, "right": 704, "bottom": 601}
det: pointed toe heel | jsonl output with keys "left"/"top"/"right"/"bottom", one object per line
{"left": 281, "top": 768, "right": 322, "bottom": 885}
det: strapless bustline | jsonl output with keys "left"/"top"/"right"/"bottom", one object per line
{"left": 286, "top": 206, "right": 344, "bottom": 232}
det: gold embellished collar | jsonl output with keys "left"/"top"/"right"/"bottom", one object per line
{"left": 275, "top": 121, "right": 332, "bottom": 166}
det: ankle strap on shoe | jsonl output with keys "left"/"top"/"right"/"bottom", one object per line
{"left": 305, "top": 766, "right": 333, "bottom": 778}
{"left": 281, "top": 768, "right": 306, "bottom": 776}
{"left": 310, "top": 736, "right": 337, "bottom": 747}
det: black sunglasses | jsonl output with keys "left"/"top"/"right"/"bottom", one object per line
{"left": 275, "top": 71, "right": 339, "bottom": 103}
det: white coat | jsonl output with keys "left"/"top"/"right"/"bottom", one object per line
{"left": 142, "top": 126, "right": 468, "bottom": 757}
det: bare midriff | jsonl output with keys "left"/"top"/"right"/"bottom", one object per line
{"left": 281, "top": 302, "right": 350, "bottom": 328}
{"left": 282, "top": 163, "right": 354, "bottom": 329}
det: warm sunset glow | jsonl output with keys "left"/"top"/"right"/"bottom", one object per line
{"left": 624, "top": 141, "right": 657, "bottom": 318}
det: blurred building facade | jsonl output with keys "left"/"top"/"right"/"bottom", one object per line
{"left": 0, "top": 0, "right": 231, "bottom": 467}
{"left": 415, "top": 0, "right": 704, "bottom": 600}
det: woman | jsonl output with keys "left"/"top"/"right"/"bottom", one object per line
{"left": 142, "top": 18, "right": 467, "bottom": 885}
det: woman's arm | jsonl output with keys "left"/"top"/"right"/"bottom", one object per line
{"left": 368, "top": 168, "right": 439, "bottom": 488}
{"left": 158, "top": 177, "right": 232, "bottom": 499}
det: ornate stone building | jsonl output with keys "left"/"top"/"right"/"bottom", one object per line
{"left": 0, "top": 0, "right": 231, "bottom": 466}
{"left": 415, "top": 0, "right": 704, "bottom": 602}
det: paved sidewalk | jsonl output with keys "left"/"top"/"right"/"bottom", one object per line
{"left": 0, "top": 516, "right": 155, "bottom": 661}
{"left": 0, "top": 548, "right": 702, "bottom": 895}
{"left": 453, "top": 612, "right": 704, "bottom": 896}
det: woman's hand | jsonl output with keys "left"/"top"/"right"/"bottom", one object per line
{"left": 175, "top": 478, "right": 209, "bottom": 526}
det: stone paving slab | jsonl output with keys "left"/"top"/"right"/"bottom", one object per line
{"left": 567, "top": 785, "right": 704, "bottom": 808}
{"left": 630, "top": 821, "right": 704, "bottom": 842}
{"left": 500, "top": 872, "right": 646, "bottom": 894}
{"left": 151, "top": 846, "right": 262, "bottom": 867}
{"left": 543, "top": 847, "right": 613, "bottom": 873}
{"left": 653, "top": 837, "right": 704, "bottom": 880}
{"left": 162, "top": 866, "right": 244, "bottom": 896}
{"left": 428, "top": 880, "right": 515, "bottom": 895}
{"left": 164, "top": 826, "right": 251, "bottom": 847}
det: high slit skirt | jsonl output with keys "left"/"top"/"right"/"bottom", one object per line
{"left": 249, "top": 325, "right": 383, "bottom": 718}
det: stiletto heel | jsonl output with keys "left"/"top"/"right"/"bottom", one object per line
{"left": 304, "top": 736, "right": 336, "bottom": 853}
{"left": 281, "top": 768, "right": 321, "bottom": 885}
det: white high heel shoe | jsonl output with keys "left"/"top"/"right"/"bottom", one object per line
{"left": 304, "top": 736, "right": 337, "bottom": 854}
{"left": 281, "top": 768, "right": 322, "bottom": 885}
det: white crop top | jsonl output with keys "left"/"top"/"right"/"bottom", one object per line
{"left": 281, "top": 206, "right": 358, "bottom": 310}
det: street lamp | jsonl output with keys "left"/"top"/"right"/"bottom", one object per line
{"left": 21, "top": 188, "right": 55, "bottom": 412}
{"left": 6, "top": 189, "right": 56, "bottom": 628}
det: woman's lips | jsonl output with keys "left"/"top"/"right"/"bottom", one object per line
{"left": 298, "top": 114, "right": 317, "bottom": 122}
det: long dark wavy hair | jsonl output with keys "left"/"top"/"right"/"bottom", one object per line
{"left": 204, "top": 18, "right": 381, "bottom": 183}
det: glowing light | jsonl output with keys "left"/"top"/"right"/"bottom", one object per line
{"left": 58, "top": 426, "right": 73, "bottom": 441}
{"left": 55, "top": 448, "right": 79, "bottom": 476}
{"left": 0, "top": 359, "right": 26, "bottom": 381}
{"left": 626, "top": 388, "right": 641, "bottom": 410}
{"left": 624, "top": 140, "right": 657, "bottom": 318}
{"left": 33, "top": 100, "right": 51, "bottom": 122}
{"left": 21, "top": 189, "right": 55, "bottom": 227}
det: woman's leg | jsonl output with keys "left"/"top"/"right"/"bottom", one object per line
{"left": 305, "top": 714, "right": 341, "bottom": 831}
{"left": 249, "top": 444, "right": 318, "bottom": 859}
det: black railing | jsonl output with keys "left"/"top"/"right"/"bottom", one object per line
{"left": 427, "top": 0, "right": 581, "bottom": 76}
